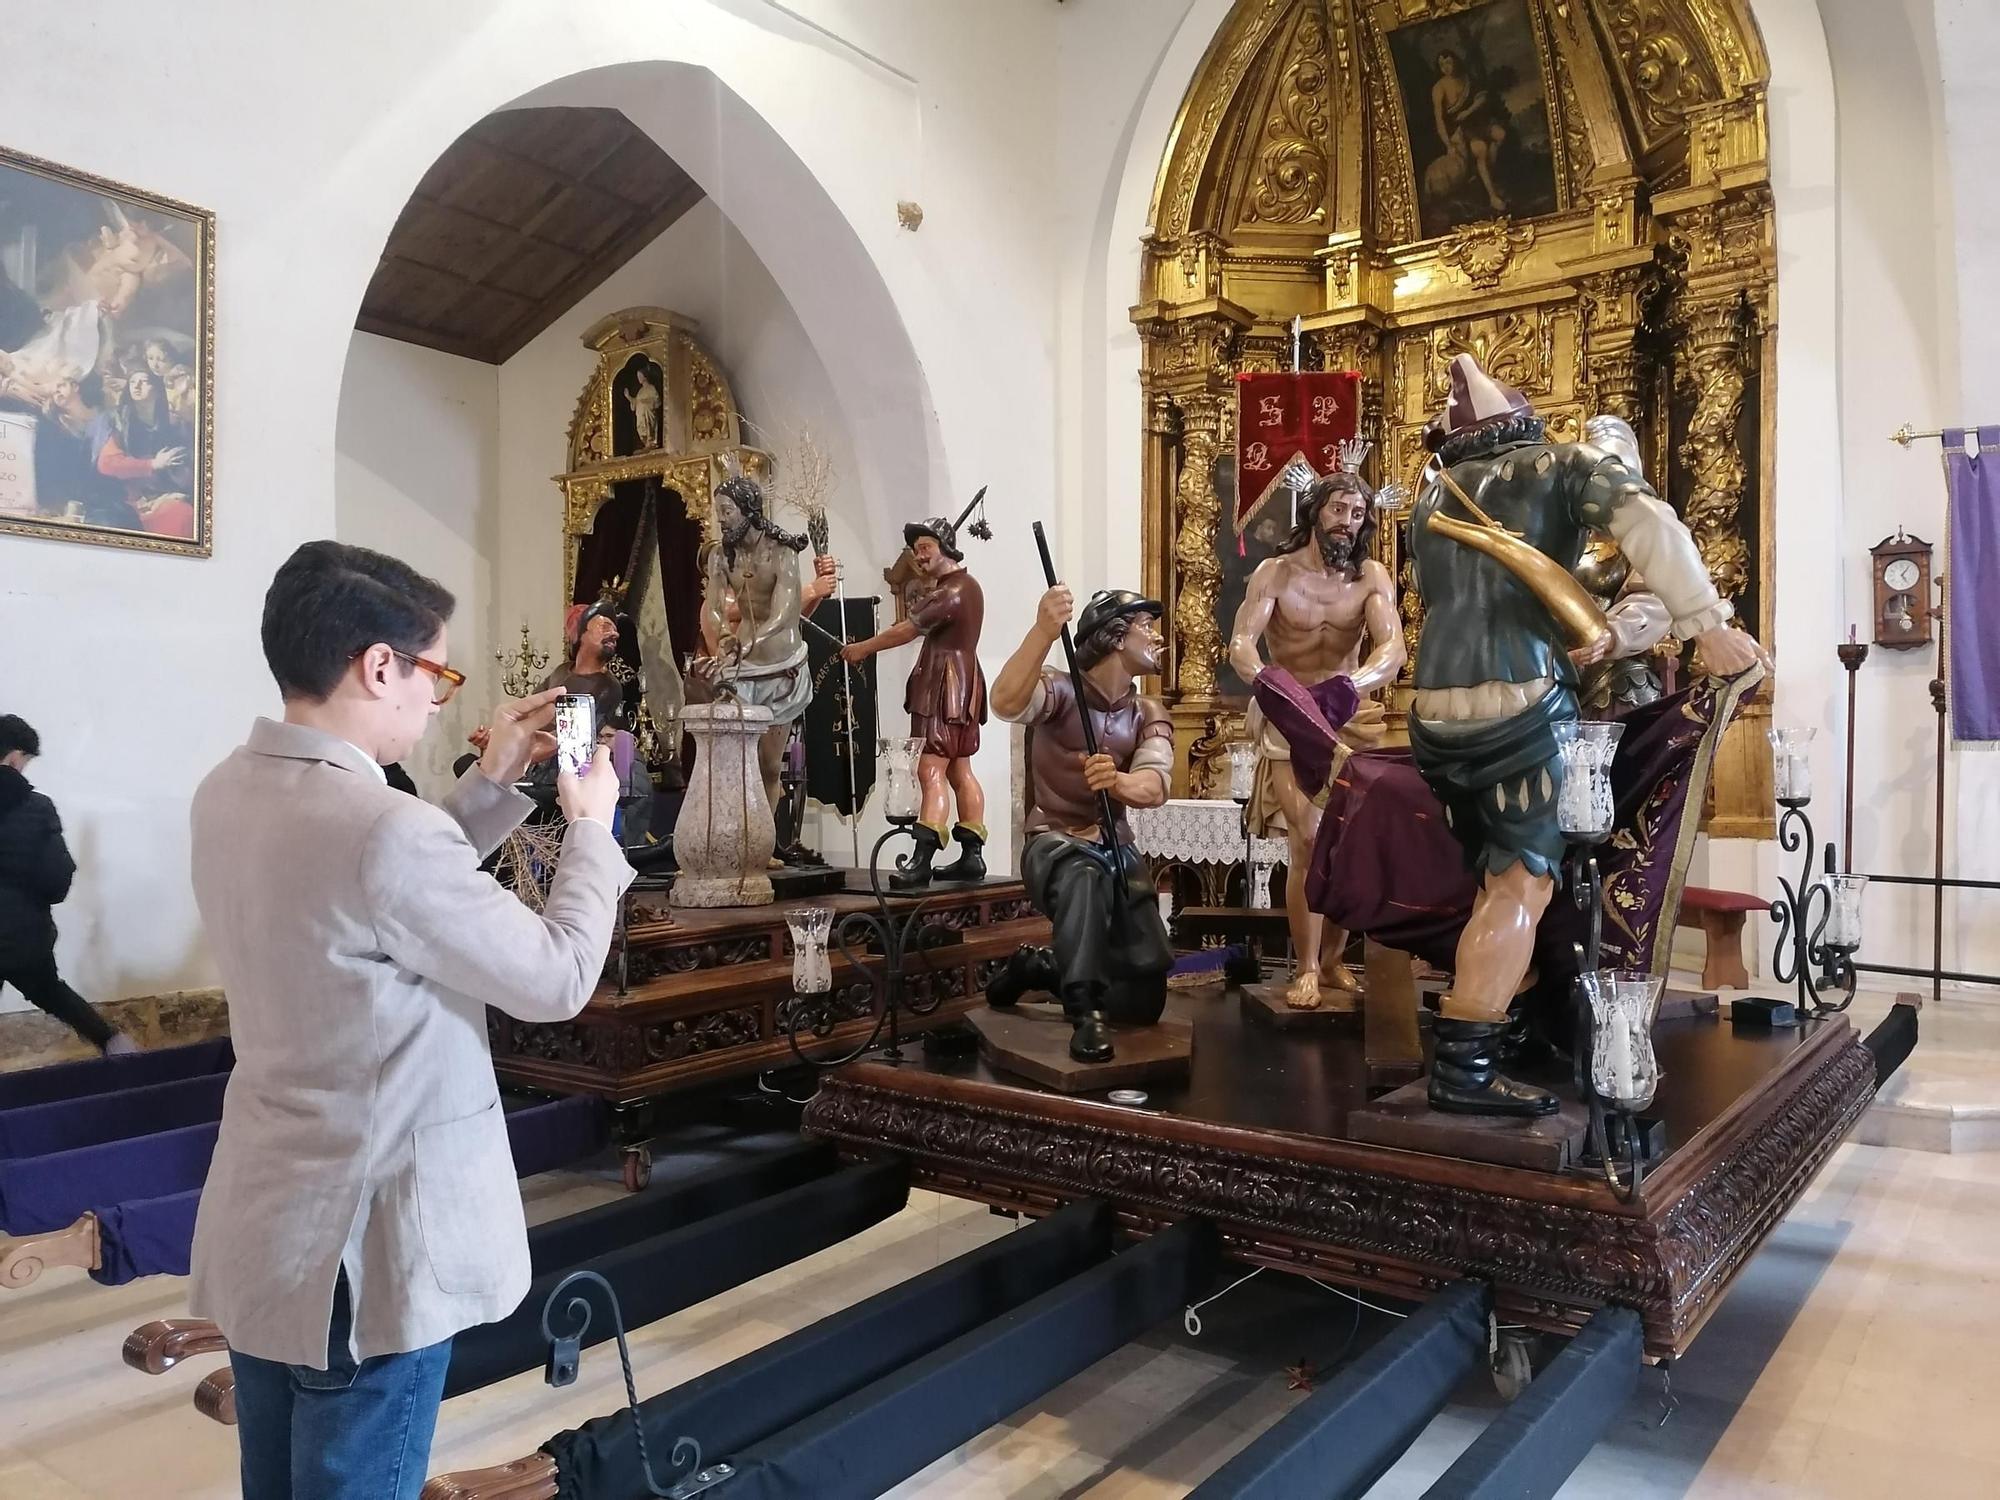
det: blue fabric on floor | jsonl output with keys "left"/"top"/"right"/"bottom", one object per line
{"left": 0, "top": 1038, "right": 233, "bottom": 1113}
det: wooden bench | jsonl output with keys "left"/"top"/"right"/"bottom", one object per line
{"left": 1676, "top": 886, "right": 1772, "bottom": 990}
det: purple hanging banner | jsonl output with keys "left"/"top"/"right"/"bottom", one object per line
{"left": 1945, "top": 426, "right": 2000, "bottom": 743}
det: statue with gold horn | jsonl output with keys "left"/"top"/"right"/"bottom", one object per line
{"left": 1406, "top": 355, "right": 1768, "bottom": 1117}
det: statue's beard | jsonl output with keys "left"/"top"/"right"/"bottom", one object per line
{"left": 722, "top": 517, "right": 754, "bottom": 551}
{"left": 1317, "top": 529, "right": 1355, "bottom": 569}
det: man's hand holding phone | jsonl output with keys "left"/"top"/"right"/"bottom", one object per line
{"left": 558, "top": 747, "right": 619, "bottom": 827}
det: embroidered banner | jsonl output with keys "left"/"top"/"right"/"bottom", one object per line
{"left": 1233, "top": 370, "right": 1360, "bottom": 533}
{"left": 1944, "top": 427, "right": 2000, "bottom": 744}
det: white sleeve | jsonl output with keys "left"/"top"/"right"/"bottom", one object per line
{"left": 1605, "top": 591, "right": 1673, "bottom": 659}
{"left": 1604, "top": 494, "right": 1735, "bottom": 640}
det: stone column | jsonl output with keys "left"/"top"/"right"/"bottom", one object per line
{"left": 672, "top": 702, "right": 776, "bottom": 908}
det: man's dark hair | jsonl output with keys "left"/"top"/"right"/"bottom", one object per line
{"left": 1075, "top": 610, "right": 1159, "bottom": 671}
{"left": 0, "top": 714, "right": 40, "bottom": 759}
{"left": 261, "top": 541, "right": 455, "bottom": 702}
{"left": 1281, "top": 472, "right": 1378, "bottom": 577}
{"left": 715, "top": 475, "right": 808, "bottom": 559}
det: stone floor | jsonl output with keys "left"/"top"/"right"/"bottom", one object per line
{"left": 5, "top": 989, "right": 1999, "bottom": 1497}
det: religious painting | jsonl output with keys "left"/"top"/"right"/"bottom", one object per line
{"left": 0, "top": 145, "right": 213, "bottom": 556}
{"left": 1384, "top": 0, "right": 1560, "bottom": 240}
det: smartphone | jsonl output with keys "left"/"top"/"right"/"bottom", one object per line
{"left": 554, "top": 693, "right": 596, "bottom": 779}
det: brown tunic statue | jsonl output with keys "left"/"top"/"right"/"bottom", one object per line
{"left": 986, "top": 585, "right": 1174, "bottom": 1064}
{"left": 843, "top": 514, "right": 989, "bottom": 888}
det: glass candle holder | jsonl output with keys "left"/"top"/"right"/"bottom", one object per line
{"left": 1583, "top": 968, "right": 1666, "bottom": 1111}
{"left": 1227, "top": 741, "right": 1257, "bottom": 803}
{"left": 1554, "top": 720, "right": 1624, "bottom": 843}
{"left": 1768, "top": 726, "right": 1816, "bottom": 806}
{"left": 786, "top": 906, "right": 834, "bottom": 994}
{"left": 881, "top": 736, "right": 925, "bottom": 823}
{"left": 1248, "top": 854, "right": 1276, "bottom": 910}
{"left": 1823, "top": 872, "right": 1868, "bottom": 951}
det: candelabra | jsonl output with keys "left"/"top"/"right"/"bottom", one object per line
{"left": 1768, "top": 727, "right": 1865, "bottom": 1016}
{"left": 496, "top": 623, "right": 551, "bottom": 699}
{"left": 781, "top": 738, "right": 958, "bottom": 1067}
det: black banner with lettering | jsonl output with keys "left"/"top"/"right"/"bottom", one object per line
{"left": 803, "top": 596, "right": 879, "bottom": 817}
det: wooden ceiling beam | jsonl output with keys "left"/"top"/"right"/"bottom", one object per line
{"left": 491, "top": 180, "right": 707, "bottom": 364}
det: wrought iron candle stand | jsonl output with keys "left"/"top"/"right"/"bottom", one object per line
{"left": 1768, "top": 727, "right": 1864, "bottom": 1016}
{"left": 1555, "top": 721, "right": 1659, "bottom": 1201}
{"left": 781, "top": 738, "right": 958, "bottom": 1069}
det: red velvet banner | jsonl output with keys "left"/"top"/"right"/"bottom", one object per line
{"left": 1234, "top": 370, "right": 1361, "bottom": 532}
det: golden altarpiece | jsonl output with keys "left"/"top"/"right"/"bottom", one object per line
{"left": 552, "top": 307, "right": 770, "bottom": 768}
{"left": 1137, "top": 0, "right": 1776, "bottom": 835}
{"left": 554, "top": 306, "right": 764, "bottom": 603}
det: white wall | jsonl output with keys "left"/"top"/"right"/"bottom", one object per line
{"left": 1810, "top": 0, "right": 1956, "bottom": 972}
{"left": 335, "top": 333, "right": 499, "bottom": 797}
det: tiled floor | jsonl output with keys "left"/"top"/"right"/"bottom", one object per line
{"left": 6, "top": 992, "right": 2000, "bottom": 1498}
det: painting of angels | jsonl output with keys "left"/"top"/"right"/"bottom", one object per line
{"left": 0, "top": 146, "right": 213, "bottom": 556}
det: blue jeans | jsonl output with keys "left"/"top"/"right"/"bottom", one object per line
{"left": 229, "top": 1274, "right": 453, "bottom": 1500}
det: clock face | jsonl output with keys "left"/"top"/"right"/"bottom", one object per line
{"left": 1883, "top": 557, "right": 1921, "bottom": 592}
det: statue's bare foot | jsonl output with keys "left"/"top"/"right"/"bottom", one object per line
{"left": 1284, "top": 970, "right": 1323, "bottom": 1011}
{"left": 1317, "top": 963, "right": 1360, "bottom": 1012}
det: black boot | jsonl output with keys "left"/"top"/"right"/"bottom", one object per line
{"left": 932, "top": 824, "right": 987, "bottom": 883}
{"left": 986, "top": 946, "right": 1059, "bottom": 1009}
{"left": 1061, "top": 985, "right": 1117, "bottom": 1063}
{"left": 1068, "top": 1010, "right": 1115, "bottom": 1064}
{"left": 1428, "top": 1017, "right": 1560, "bottom": 1117}
{"left": 891, "top": 825, "right": 941, "bottom": 891}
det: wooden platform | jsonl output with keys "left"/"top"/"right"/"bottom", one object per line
{"left": 968, "top": 1005, "right": 1193, "bottom": 1094}
{"left": 803, "top": 981, "right": 1878, "bottom": 1361}
{"left": 489, "top": 875, "right": 1049, "bottom": 1110}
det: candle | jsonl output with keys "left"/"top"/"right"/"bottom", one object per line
{"left": 1604, "top": 1014, "right": 1639, "bottom": 1102}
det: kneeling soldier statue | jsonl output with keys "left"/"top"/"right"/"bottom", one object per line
{"left": 986, "top": 585, "right": 1175, "bottom": 1063}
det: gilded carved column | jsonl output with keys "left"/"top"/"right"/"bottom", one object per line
{"left": 1673, "top": 293, "right": 1754, "bottom": 604}
{"left": 1654, "top": 177, "right": 1774, "bottom": 612}
{"left": 1578, "top": 263, "right": 1654, "bottom": 428}
{"left": 1172, "top": 396, "right": 1226, "bottom": 697}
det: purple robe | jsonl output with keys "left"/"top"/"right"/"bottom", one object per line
{"left": 1265, "top": 671, "right": 1759, "bottom": 986}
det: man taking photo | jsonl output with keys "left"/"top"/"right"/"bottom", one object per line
{"left": 189, "top": 541, "right": 628, "bottom": 1500}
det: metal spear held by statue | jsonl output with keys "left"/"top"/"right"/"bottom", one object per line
{"left": 1030, "top": 521, "right": 1127, "bottom": 883}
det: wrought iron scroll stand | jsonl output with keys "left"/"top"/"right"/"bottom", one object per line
{"left": 539, "top": 1271, "right": 734, "bottom": 1497}
{"left": 1568, "top": 849, "right": 1645, "bottom": 1203}
{"left": 1770, "top": 796, "right": 1859, "bottom": 1017}
{"left": 782, "top": 818, "right": 953, "bottom": 1069}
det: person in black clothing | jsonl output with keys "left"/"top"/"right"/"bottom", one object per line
{"left": 0, "top": 715, "right": 136, "bottom": 1054}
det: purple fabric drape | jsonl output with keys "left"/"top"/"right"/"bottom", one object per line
{"left": 1945, "top": 428, "right": 2000, "bottom": 743}
{"left": 1301, "top": 672, "right": 1757, "bottom": 987}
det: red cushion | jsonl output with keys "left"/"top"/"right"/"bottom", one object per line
{"left": 1681, "top": 885, "right": 1772, "bottom": 913}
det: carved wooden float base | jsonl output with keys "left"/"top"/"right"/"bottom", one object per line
{"left": 804, "top": 986, "right": 1876, "bottom": 1362}
{"left": 492, "top": 876, "right": 1049, "bottom": 1107}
